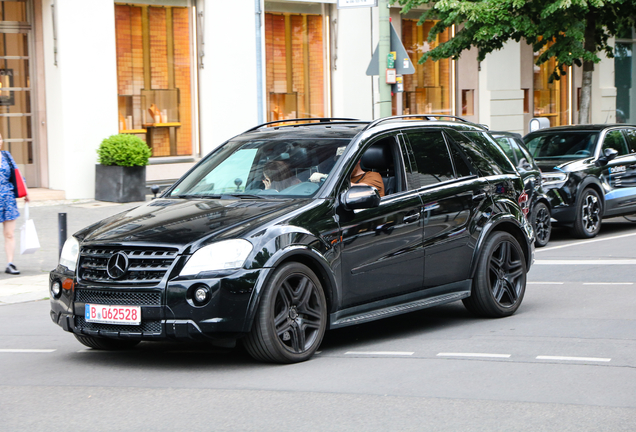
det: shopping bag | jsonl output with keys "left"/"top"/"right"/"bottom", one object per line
{"left": 2, "top": 151, "right": 27, "bottom": 198}
{"left": 20, "top": 203, "right": 40, "bottom": 255}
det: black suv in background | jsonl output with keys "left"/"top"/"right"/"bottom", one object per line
{"left": 50, "top": 116, "right": 534, "bottom": 363}
{"left": 524, "top": 125, "right": 636, "bottom": 238}
{"left": 490, "top": 131, "right": 552, "bottom": 247}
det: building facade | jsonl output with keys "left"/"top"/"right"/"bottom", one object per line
{"left": 1, "top": 0, "right": 622, "bottom": 198}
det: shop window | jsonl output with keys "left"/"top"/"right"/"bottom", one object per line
{"left": 402, "top": 19, "right": 451, "bottom": 116}
{"left": 461, "top": 89, "right": 474, "bottom": 116}
{"left": 615, "top": 37, "right": 634, "bottom": 123}
{"left": 265, "top": 12, "right": 325, "bottom": 121}
{"left": 115, "top": 4, "right": 193, "bottom": 157}
{"left": 533, "top": 42, "right": 569, "bottom": 126}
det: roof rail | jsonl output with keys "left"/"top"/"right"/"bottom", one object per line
{"left": 363, "top": 114, "right": 469, "bottom": 131}
{"left": 244, "top": 117, "right": 361, "bottom": 133}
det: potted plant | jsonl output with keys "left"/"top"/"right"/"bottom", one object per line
{"left": 95, "top": 134, "right": 152, "bottom": 203}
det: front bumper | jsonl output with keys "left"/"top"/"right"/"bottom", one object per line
{"left": 49, "top": 266, "right": 270, "bottom": 342}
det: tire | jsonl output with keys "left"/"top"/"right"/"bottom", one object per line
{"left": 571, "top": 188, "right": 602, "bottom": 238}
{"left": 74, "top": 334, "right": 140, "bottom": 350}
{"left": 531, "top": 202, "right": 551, "bottom": 247}
{"left": 463, "top": 231, "right": 527, "bottom": 318}
{"left": 243, "top": 262, "right": 327, "bottom": 363}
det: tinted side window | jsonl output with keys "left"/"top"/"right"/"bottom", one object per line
{"left": 445, "top": 129, "right": 502, "bottom": 176}
{"left": 603, "top": 130, "right": 629, "bottom": 156}
{"left": 445, "top": 135, "right": 474, "bottom": 177}
{"left": 622, "top": 129, "right": 636, "bottom": 153}
{"left": 494, "top": 136, "right": 517, "bottom": 163}
{"left": 463, "top": 132, "right": 516, "bottom": 174}
{"left": 404, "top": 130, "right": 454, "bottom": 188}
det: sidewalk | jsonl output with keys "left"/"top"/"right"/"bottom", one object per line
{"left": 0, "top": 188, "right": 148, "bottom": 305}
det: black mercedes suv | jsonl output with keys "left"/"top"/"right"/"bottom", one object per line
{"left": 490, "top": 131, "right": 552, "bottom": 247}
{"left": 524, "top": 124, "right": 636, "bottom": 238}
{"left": 50, "top": 116, "right": 534, "bottom": 363}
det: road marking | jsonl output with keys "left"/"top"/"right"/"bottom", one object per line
{"left": 583, "top": 282, "right": 633, "bottom": 285}
{"left": 437, "top": 352, "right": 511, "bottom": 359}
{"left": 537, "top": 231, "right": 636, "bottom": 252}
{"left": 536, "top": 356, "right": 611, "bottom": 362}
{"left": 0, "top": 349, "right": 56, "bottom": 353}
{"left": 535, "top": 259, "right": 636, "bottom": 265}
{"left": 345, "top": 351, "right": 414, "bottom": 356}
{"left": 527, "top": 282, "right": 564, "bottom": 285}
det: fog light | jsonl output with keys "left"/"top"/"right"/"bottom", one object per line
{"left": 191, "top": 284, "right": 210, "bottom": 306}
{"left": 51, "top": 281, "right": 61, "bottom": 298}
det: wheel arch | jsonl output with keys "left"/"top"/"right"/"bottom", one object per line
{"left": 470, "top": 218, "right": 532, "bottom": 279}
{"left": 243, "top": 246, "right": 338, "bottom": 332}
{"left": 577, "top": 177, "right": 605, "bottom": 213}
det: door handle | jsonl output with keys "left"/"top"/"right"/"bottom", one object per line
{"left": 403, "top": 213, "right": 421, "bottom": 224}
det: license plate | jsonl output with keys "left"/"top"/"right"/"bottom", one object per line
{"left": 85, "top": 304, "right": 141, "bottom": 325}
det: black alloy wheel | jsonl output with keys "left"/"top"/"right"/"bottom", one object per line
{"left": 74, "top": 334, "right": 140, "bottom": 350}
{"left": 244, "top": 262, "right": 327, "bottom": 363}
{"left": 531, "top": 202, "right": 551, "bottom": 247}
{"left": 463, "top": 231, "right": 527, "bottom": 318}
{"left": 572, "top": 188, "right": 602, "bottom": 238}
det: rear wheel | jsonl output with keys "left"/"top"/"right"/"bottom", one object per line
{"left": 572, "top": 188, "right": 602, "bottom": 238}
{"left": 531, "top": 202, "right": 551, "bottom": 247}
{"left": 244, "top": 262, "right": 327, "bottom": 363}
{"left": 463, "top": 231, "right": 527, "bottom": 318}
{"left": 74, "top": 334, "right": 140, "bottom": 350}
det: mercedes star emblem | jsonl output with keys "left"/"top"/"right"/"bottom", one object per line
{"left": 107, "top": 252, "right": 129, "bottom": 280}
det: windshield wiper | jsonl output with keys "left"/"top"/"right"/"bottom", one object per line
{"left": 224, "top": 193, "right": 264, "bottom": 199}
{"left": 176, "top": 194, "right": 222, "bottom": 199}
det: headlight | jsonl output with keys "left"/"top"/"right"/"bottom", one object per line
{"left": 59, "top": 237, "right": 79, "bottom": 272}
{"left": 180, "top": 239, "right": 253, "bottom": 276}
{"left": 541, "top": 172, "right": 568, "bottom": 186}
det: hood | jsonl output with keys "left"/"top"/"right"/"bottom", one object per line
{"left": 75, "top": 198, "right": 309, "bottom": 248}
{"left": 535, "top": 158, "right": 592, "bottom": 173}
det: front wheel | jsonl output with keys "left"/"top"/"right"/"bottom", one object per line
{"left": 74, "top": 334, "right": 140, "bottom": 350}
{"left": 243, "top": 262, "right": 327, "bottom": 363}
{"left": 463, "top": 231, "right": 527, "bottom": 318}
{"left": 572, "top": 188, "right": 602, "bottom": 238}
{"left": 531, "top": 202, "right": 551, "bottom": 247}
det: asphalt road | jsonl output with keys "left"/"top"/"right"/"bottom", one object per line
{"left": 1, "top": 218, "right": 636, "bottom": 431}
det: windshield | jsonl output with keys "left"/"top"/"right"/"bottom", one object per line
{"left": 524, "top": 131, "right": 599, "bottom": 160}
{"left": 170, "top": 137, "right": 351, "bottom": 198}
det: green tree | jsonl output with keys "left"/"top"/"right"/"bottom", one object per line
{"left": 394, "top": 0, "right": 636, "bottom": 124}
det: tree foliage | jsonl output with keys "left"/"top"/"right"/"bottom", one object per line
{"left": 395, "top": 0, "right": 636, "bottom": 83}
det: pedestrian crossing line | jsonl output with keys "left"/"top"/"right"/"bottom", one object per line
{"left": 527, "top": 282, "right": 564, "bottom": 285}
{"left": 536, "top": 355, "right": 611, "bottom": 362}
{"left": 535, "top": 259, "right": 636, "bottom": 265}
{"left": 0, "top": 349, "right": 56, "bottom": 353}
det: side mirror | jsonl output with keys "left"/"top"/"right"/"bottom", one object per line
{"left": 596, "top": 148, "right": 618, "bottom": 166}
{"left": 150, "top": 184, "right": 161, "bottom": 199}
{"left": 342, "top": 185, "right": 381, "bottom": 211}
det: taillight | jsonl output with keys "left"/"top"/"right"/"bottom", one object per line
{"left": 518, "top": 192, "right": 529, "bottom": 216}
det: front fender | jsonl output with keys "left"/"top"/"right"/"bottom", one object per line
{"left": 242, "top": 244, "right": 340, "bottom": 333}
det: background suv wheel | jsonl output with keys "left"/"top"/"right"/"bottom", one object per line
{"left": 572, "top": 188, "right": 602, "bottom": 238}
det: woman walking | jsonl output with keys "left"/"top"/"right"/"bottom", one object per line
{"left": 0, "top": 134, "right": 29, "bottom": 274}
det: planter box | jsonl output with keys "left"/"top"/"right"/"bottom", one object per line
{"left": 95, "top": 164, "right": 147, "bottom": 203}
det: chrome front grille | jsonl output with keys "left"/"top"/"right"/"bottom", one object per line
{"left": 78, "top": 246, "right": 178, "bottom": 285}
{"left": 75, "top": 289, "right": 162, "bottom": 306}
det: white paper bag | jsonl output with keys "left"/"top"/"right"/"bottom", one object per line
{"left": 20, "top": 203, "right": 40, "bottom": 255}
